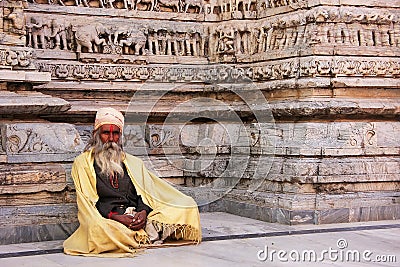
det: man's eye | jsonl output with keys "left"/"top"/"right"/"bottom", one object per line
{"left": 102, "top": 131, "right": 110, "bottom": 135}
{"left": 112, "top": 131, "right": 120, "bottom": 135}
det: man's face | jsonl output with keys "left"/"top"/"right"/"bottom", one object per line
{"left": 99, "top": 124, "right": 121, "bottom": 144}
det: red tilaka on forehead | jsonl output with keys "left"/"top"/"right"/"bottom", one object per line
{"left": 110, "top": 125, "right": 114, "bottom": 133}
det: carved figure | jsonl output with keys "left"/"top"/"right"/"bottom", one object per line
{"left": 58, "top": 0, "right": 82, "bottom": 6}
{"left": 6, "top": 8, "right": 25, "bottom": 31}
{"left": 26, "top": 16, "right": 49, "bottom": 49}
{"left": 122, "top": 0, "right": 136, "bottom": 9}
{"left": 158, "top": 30, "right": 167, "bottom": 54}
{"left": 135, "top": 0, "right": 157, "bottom": 10}
{"left": 118, "top": 28, "right": 147, "bottom": 55}
{"left": 205, "top": 0, "right": 223, "bottom": 14}
{"left": 72, "top": 23, "right": 111, "bottom": 53}
{"left": 27, "top": 0, "right": 51, "bottom": 4}
{"left": 184, "top": 0, "right": 204, "bottom": 13}
{"left": 216, "top": 25, "right": 235, "bottom": 54}
{"left": 220, "top": 0, "right": 233, "bottom": 12}
{"left": 158, "top": 0, "right": 181, "bottom": 12}
{"left": 17, "top": 50, "right": 33, "bottom": 67}
{"left": 235, "top": 0, "right": 255, "bottom": 12}
{"left": 49, "top": 19, "right": 69, "bottom": 50}
{"left": 103, "top": 0, "right": 117, "bottom": 8}
{"left": 234, "top": 23, "right": 247, "bottom": 54}
{"left": 6, "top": 50, "right": 18, "bottom": 66}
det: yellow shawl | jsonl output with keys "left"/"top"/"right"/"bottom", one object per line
{"left": 63, "top": 150, "right": 201, "bottom": 257}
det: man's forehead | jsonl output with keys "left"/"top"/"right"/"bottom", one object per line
{"left": 100, "top": 124, "right": 120, "bottom": 132}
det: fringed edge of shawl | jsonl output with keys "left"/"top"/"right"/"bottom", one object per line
{"left": 150, "top": 219, "right": 201, "bottom": 244}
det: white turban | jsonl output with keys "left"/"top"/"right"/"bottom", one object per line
{"left": 94, "top": 107, "right": 124, "bottom": 132}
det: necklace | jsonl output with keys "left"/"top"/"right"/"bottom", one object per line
{"left": 109, "top": 172, "right": 119, "bottom": 189}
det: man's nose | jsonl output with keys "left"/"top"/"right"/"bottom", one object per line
{"left": 108, "top": 132, "right": 115, "bottom": 142}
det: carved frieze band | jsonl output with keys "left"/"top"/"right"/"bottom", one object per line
{"left": 23, "top": 14, "right": 205, "bottom": 57}
{"left": 26, "top": 0, "right": 269, "bottom": 16}
{"left": 209, "top": 7, "right": 400, "bottom": 58}
{"left": 36, "top": 57, "right": 400, "bottom": 82}
{"left": 18, "top": 6, "right": 400, "bottom": 60}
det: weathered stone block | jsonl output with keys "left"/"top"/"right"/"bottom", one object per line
{"left": 0, "top": 163, "right": 66, "bottom": 194}
{"left": 0, "top": 204, "right": 77, "bottom": 226}
{"left": 315, "top": 192, "right": 400, "bottom": 210}
{"left": 0, "top": 222, "right": 79, "bottom": 245}
{"left": 0, "top": 191, "right": 68, "bottom": 206}
{"left": 353, "top": 205, "right": 400, "bottom": 222}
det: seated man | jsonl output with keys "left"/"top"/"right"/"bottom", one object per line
{"left": 64, "top": 107, "right": 201, "bottom": 256}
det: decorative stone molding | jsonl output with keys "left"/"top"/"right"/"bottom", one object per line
{"left": 36, "top": 56, "right": 400, "bottom": 82}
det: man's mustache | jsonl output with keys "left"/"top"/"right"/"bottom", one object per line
{"left": 102, "top": 142, "right": 120, "bottom": 150}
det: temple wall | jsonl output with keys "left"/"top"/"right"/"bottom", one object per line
{"left": 0, "top": 0, "right": 399, "bottom": 244}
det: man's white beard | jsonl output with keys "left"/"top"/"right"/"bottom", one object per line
{"left": 94, "top": 140, "right": 124, "bottom": 177}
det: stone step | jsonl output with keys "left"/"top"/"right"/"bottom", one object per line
{"left": 0, "top": 91, "right": 70, "bottom": 116}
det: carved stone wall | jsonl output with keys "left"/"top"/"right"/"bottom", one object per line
{"left": 0, "top": 0, "right": 399, "bottom": 244}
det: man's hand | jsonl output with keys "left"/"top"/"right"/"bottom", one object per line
{"left": 110, "top": 214, "right": 135, "bottom": 228}
{"left": 109, "top": 210, "right": 147, "bottom": 231}
{"left": 129, "top": 210, "right": 147, "bottom": 231}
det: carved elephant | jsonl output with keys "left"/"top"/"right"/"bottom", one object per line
{"left": 72, "top": 23, "right": 110, "bottom": 53}
{"left": 119, "top": 29, "right": 147, "bottom": 55}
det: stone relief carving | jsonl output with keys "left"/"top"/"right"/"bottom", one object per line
{"left": 6, "top": 126, "right": 53, "bottom": 154}
{"left": 1, "top": 4, "right": 27, "bottom": 46}
{"left": 207, "top": 7, "right": 400, "bottom": 59}
{"left": 336, "top": 123, "right": 377, "bottom": 148}
{"left": 145, "top": 125, "right": 177, "bottom": 148}
{"left": 77, "top": 128, "right": 92, "bottom": 146}
{"left": 27, "top": 0, "right": 207, "bottom": 13}
{"left": 48, "top": 19, "right": 70, "bottom": 50}
{"left": 4, "top": 7, "right": 26, "bottom": 35}
{"left": 263, "top": 0, "right": 307, "bottom": 9}
{"left": 0, "top": 126, "right": 5, "bottom": 154}
{"left": 184, "top": 0, "right": 204, "bottom": 13}
{"left": 23, "top": 17, "right": 206, "bottom": 56}
{"left": 123, "top": 127, "right": 144, "bottom": 148}
{"left": 24, "top": 15, "right": 72, "bottom": 50}
{"left": 71, "top": 22, "right": 110, "bottom": 53}
{"left": 112, "top": 26, "right": 147, "bottom": 55}
{"left": 198, "top": 158, "right": 227, "bottom": 178}
{"left": 19, "top": 7, "right": 400, "bottom": 62}
{"left": 0, "top": 47, "right": 35, "bottom": 69}
{"left": 25, "top": 16, "right": 49, "bottom": 49}
{"left": 24, "top": 0, "right": 276, "bottom": 17}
